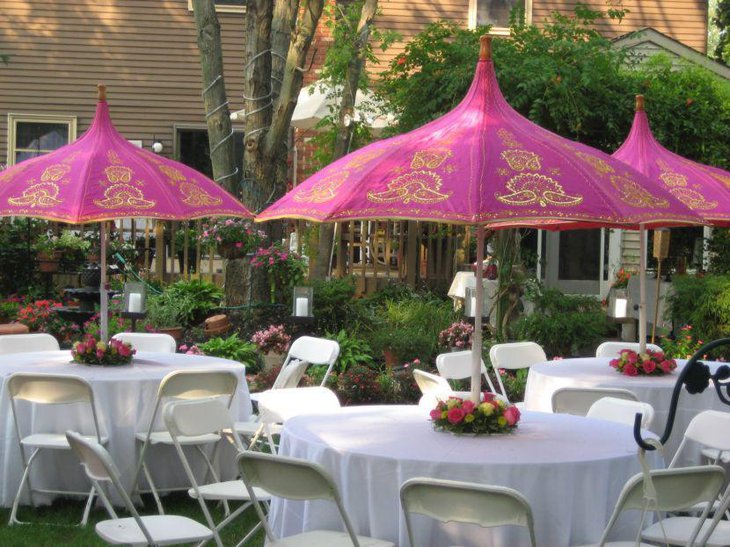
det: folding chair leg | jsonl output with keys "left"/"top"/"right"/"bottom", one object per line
{"left": 8, "top": 448, "right": 40, "bottom": 525}
{"left": 142, "top": 462, "right": 165, "bottom": 515}
{"left": 79, "top": 486, "right": 96, "bottom": 527}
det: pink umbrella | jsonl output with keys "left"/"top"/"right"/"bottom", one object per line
{"left": 612, "top": 95, "right": 730, "bottom": 350}
{"left": 258, "top": 36, "right": 704, "bottom": 401}
{"left": 0, "top": 85, "right": 254, "bottom": 340}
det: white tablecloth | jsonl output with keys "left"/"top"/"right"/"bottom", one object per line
{"left": 270, "top": 405, "right": 660, "bottom": 547}
{"left": 0, "top": 350, "right": 252, "bottom": 507}
{"left": 523, "top": 357, "right": 727, "bottom": 464}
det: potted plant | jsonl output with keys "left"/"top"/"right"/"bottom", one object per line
{"left": 249, "top": 244, "right": 308, "bottom": 304}
{"left": 57, "top": 230, "right": 92, "bottom": 271}
{"left": 251, "top": 324, "right": 292, "bottom": 369}
{"left": 145, "top": 294, "right": 186, "bottom": 342}
{"left": 198, "top": 218, "right": 267, "bottom": 259}
{"left": 34, "top": 232, "right": 64, "bottom": 272}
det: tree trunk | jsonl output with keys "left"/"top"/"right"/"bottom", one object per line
{"left": 315, "top": 0, "right": 378, "bottom": 279}
{"left": 191, "top": 0, "right": 238, "bottom": 194}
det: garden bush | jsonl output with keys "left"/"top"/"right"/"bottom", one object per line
{"left": 311, "top": 276, "right": 358, "bottom": 334}
{"left": 514, "top": 284, "right": 607, "bottom": 357}
{"left": 668, "top": 274, "right": 730, "bottom": 343}
{"left": 198, "top": 334, "right": 261, "bottom": 374}
{"left": 325, "top": 329, "right": 376, "bottom": 373}
{"left": 336, "top": 364, "right": 383, "bottom": 406}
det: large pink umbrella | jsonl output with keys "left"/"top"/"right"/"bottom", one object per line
{"left": 612, "top": 95, "right": 730, "bottom": 350}
{"left": 258, "top": 36, "right": 704, "bottom": 401}
{"left": 0, "top": 85, "right": 254, "bottom": 340}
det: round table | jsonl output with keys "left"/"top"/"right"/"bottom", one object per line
{"left": 270, "top": 405, "right": 660, "bottom": 547}
{"left": 523, "top": 357, "right": 728, "bottom": 465}
{"left": 0, "top": 350, "right": 252, "bottom": 507}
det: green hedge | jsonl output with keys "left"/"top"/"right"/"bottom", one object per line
{"left": 668, "top": 275, "right": 730, "bottom": 342}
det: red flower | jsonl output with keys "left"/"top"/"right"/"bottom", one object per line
{"left": 642, "top": 359, "right": 656, "bottom": 374}
{"left": 623, "top": 364, "right": 638, "bottom": 376}
{"left": 447, "top": 407, "right": 465, "bottom": 424}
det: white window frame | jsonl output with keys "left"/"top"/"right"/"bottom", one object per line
{"left": 468, "top": 0, "right": 532, "bottom": 36}
{"left": 187, "top": 0, "right": 245, "bottom": 14}
{"left": 7, "top": 113, "right": 77, "bottom": 166}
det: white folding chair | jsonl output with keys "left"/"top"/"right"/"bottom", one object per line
{"left": 237, "top": 451, "right": 394, "bottom": 547}
{"left": 112, "top": 332, "right": 177, "bottom": 353}
{"left": 595, "top": 342, "right": 663, "bottom": 358}
{"left": 164, "top": 398, "right": 271, "bottom": 547}
{"left": 66, "top": 431, "right": 213, "bottom": 546}
{"left": 400, "top": 477, "right": 536, "bottom": 547}
{"left": 586, "top": 397, "right": 655, "bottom": 429}
{"left": 7, "top": 372, "right": 107, "bottom": 526}
{"left": 413, "top": 369, "right": 454, "bottom": 408}
{"left": 582, "top": 466, "right": 726, "bottom": 547}
{"left": 488, "top": 342, "right": 547, "bottom": 402}
{"left": 132, "top": 369, "right": 239, "bottom": 514}
{"left": 435, "top": 350, "right": 497, "bottom": 394}
{"left": 551, "top": 387, "right": 639, "bottom": 416}
{"left": 0, "top": 333, "right": 60, "bottom": 355}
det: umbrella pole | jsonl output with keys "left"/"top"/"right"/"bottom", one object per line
{"left": 100, "top": 221, "right": 109, "bottom": 342}
{"left": 471, "top": 225, "right": 485, "bottom": 404}
{"left": 639, "top": 227, "right": 647, "bottom": 353}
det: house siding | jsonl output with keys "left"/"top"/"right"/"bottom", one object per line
{"left": 0, "top": 0, "right": 247, "bottom": 164}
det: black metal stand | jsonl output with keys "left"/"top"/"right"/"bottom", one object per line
{"left": 288, "top": 315, "right": 316, "bottom": 337}
{"left": 634, "top": 337, "right": 730, "bottom": 450}
{"left": 121, "top": 311, "right": 147, "bottom": 332}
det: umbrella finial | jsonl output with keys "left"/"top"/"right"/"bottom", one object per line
{"left": 635, "top": 94, "right": 644, "bottom": 112}
{"left": 97, "top": 84, "right": 107, "bottom": 102}
{"left": 479, "top": 35, "right": 493, "bottom": 61}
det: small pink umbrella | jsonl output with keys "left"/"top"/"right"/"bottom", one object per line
{"left": 613, "top": 95, "right": 730, "bottom": 350}
{"left": 0, "top": 85, "right": 254, "bottom": 340}
{"left": 258, "top": 37, "right": 704, "bottom": 401}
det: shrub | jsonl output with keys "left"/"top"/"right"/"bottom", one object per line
{"left": 251, "top": 324, "right": 291, "bottom": 355}
{"left": 336, "top": 364, "right": 383, "bottom": 406}
{"left": 311, "top": 276, "right": 358, "bottom": 333}
{"left": 325, "top": 329, "right": 376, "bottom": 373}
{"left": 249, "top": 364, "right": 282, "bottom": 392}
{"left": 668, "top": 275, "right": 730, "bottom": 344}
{"left": 198, "top": 334, "right": 261, "bottom": 373}
{"left": 514, "top": 284, "right": 607, "bottom": 357}
{"left": 0, "top": 300, "right": 20, "bottom": 322}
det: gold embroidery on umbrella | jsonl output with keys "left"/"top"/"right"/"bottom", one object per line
{"left": 41, "top": 164, "right": 71, "bottom": 182}
{"left": 107, "top": 150, "right": 123, "bottom": 165}
{"left": 159, "top": 164, "right": 186, "bottom": 183}
{"left": 105, "top": 165, "right": 133, "bottom": 184}
{"left": 575, "top": 151, "right": 614, "bottom": 175}
{"left": 670, "top": 188, "right": 717, "bottom": 210}
{"left": 495, "top": 173, "right": 583, "bottom": 208}
{"left": 294, "top": 173, "right": 348, "bottom": 203}
{"left": 497, "top": 168, "right": 510, "bottom": 176}
{"left": 180, "top": 182, "right": 222, "bottom": 206}
{"left": 610, "top": 175, "right": 669, "bottom": 209}
{"left": 8, "top": 182, "right": 62, "bottom": 208}
{"left": 345, "top": 148, "right": 387, "bottom": 170}
{"left": 501, "top": 150, "right": 541, "bottom": 171}
{"left": 411, "top": 149, "right": 452, "bottom": 170}
{"left": 94, "top": 184, "right": 155, "bottom": 209}
{"left": 367, "top": 171, "right": 451, "bottom": 204}
{"left": 497, "top": 129, "right": 522, "bottom": 148}
{"left": 659, "top": 171, "right": 688, "bottom": 187}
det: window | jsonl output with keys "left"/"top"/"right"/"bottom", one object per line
{"left": 7, "top": 113, "right": 77, "bottom": 165}
{"left": 174, "top": 125, "right": 244, "bottom": 187}
{"left": 468, "top": 0, "right": 532, "bottom": 34}
{"left": 187, "top": 0, "right": 245, "bottom": 14}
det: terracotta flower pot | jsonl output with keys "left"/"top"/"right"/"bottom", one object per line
{"left": 37, "top": 251, "right": 62, "bottom": 273}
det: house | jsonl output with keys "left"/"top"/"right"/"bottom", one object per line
{"left": 0, "top": 0, "right": 714, "bottom": 294}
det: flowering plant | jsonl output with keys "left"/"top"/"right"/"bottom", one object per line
{"left": 71, "top": 335, "right": 136, "bottom": 366}
{"left": 198, "top": 218, "right": 267, "bottom": 258}
{"left": 438, "top": 321, "right": 474, "bottom": 349}
{"left": 251, "top": 324, "right": 291, "bottom": 355}
{"left": 250, "top": 244, "right": 307, "bottom": 303}
{"left": 609, "top": 349, "right": 677, "bottom": 376}
{"left": 16, "top": 300, "right": 63, "bottom": 332}
{"left": 659, "top": 325, "right": 704, "bottom": 359}
{"left": 612, "top": 267, "right": 631, "bottom": 289}
{"left": 430, "top": 393, "right": 521, "bottom": 435}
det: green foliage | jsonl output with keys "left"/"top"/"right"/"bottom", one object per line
{"left": 336, "top": 364, "right": 383, "bottom": 405}
{"left": 514, "top": 283, "right": 607, "bottom": 357}
{"left": 325, "top": 329, "right": 376, "bottom": 372}
{"left": 0, "top": 300, "right": 19, "bottom": 322}
{"left": 198, "top": 334, "right": 261, "bottom": 373}
{"left": 311, "top": 276, "right": 358, "bottom": 333}
{"left": 0, "top": 219, "right": 37, "bottom": 295}
{"left": 668, "top": 275, "right": 730, "bottom": 343}
{"left": 145, "top": 294, "right": 189, "bottom": 329}
{"left": 659, "top": 324, "right": 706, "bottom": 360}
{"left": 708, "top": 229, "right": 730, "bottom": 275}
{"left": 495, "top": 369, "right": 529, "bottom": 403}
{"left": 157, "top": 279, "right": 223, "bottom": 327}
{"left": 715, "top": 0, "right": 730, "bottom": 64}
{"left": 57, "top": 230, "right": 91, "bottom": 252}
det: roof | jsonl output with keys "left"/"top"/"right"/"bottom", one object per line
{"left": 612, "top": 27, "right": 730, "bottom": 81}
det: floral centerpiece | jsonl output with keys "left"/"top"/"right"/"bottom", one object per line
{"left": 430, "top": 393, "right": 521, "bottom": 435}
{"left": 198, "top": 218, "right": 267, "bottom": 259}
{"left": 609, "top": 349, "right": 677, "bottom": 376}
{"left": 438, "top": 321, "right": 474, "bottom": 349}
{"left": 251, "top": 324, "right": 291, "bottom": 355}
{"left": 71, "top": 335, "right": 136, "bottom": 366}
{"left": 249, "top": 244, "right": 307, "bottom": 303}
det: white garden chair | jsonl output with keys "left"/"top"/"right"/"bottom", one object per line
{"left": 237, "top": 451, "right": 394, "bottom": 547}
{"left": 66, "top": 431, "right": 213, "bottom": 545}
{"left": 112, "top": 332, "right": 177, "bottom": 353}
{"left": 586, "top": 397, "right": 655, "bottom": 429}
{"left": 413, "top": 369, "right": 454, "bottom": 408}
{"left": 400, "top": 477, "right": 536, "bottom": 547}
{"left": 551, "top": 387, "right": 639, "bottom": 416}
{"left": 595, "top": 341, "right": 663, "bottom": 358}
{"left": 488, "top": 342, "right": 547, "bottom": 402}
{"left": 0, "top": 333, "right": 59, "bottom": 354}
{"left": 435, "top": 350, "right": 497, "bottom": 394}
{"left": 164, "top": 397, "right": 271, "bottom": 547}
{"left": 7, "top": 373, "right": 107, "bottom": 526}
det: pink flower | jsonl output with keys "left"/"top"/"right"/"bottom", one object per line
{"left": 235, "top": 242, "right": 243, "bottom": 248}
{"left": 504, "top": 405, "right": 521, "bottom": 426}
{"left": 179, "top": 344, "right": 188, "bottom": 352}
{"left": 625, "top": 351, "right": 638, "bottom": 365}
{"left": 623, "top": 364, "right": 638, "bottom": 376}
{"left": 642, "top": 359, "right": 656, "bottom": 374}
{"left": 447, "top": 407, "right": 465, "bottom": 424}
{"left": 609, "top": 358, "right": 620, "bottom": 368}
{"left": 118, "top": 344, "right": 131, "bottom": 357}
{"left": 660, "top": 360, "right": 675, "bottom": 373}
{"left": 482, "top": 391, "right": 496, "bottom": 402}
{"left": 96, "top": 349, "right": 105, "bottom": 360}
{"left": 429, "top": 409, "right": 442, "bottom": 420}
{"left": 461, "top": 400, "right": 476, "bottom": 414}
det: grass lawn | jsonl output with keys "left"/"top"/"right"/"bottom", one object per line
{"left": 0, "top": 493, "right": 266, "bottom": 546}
